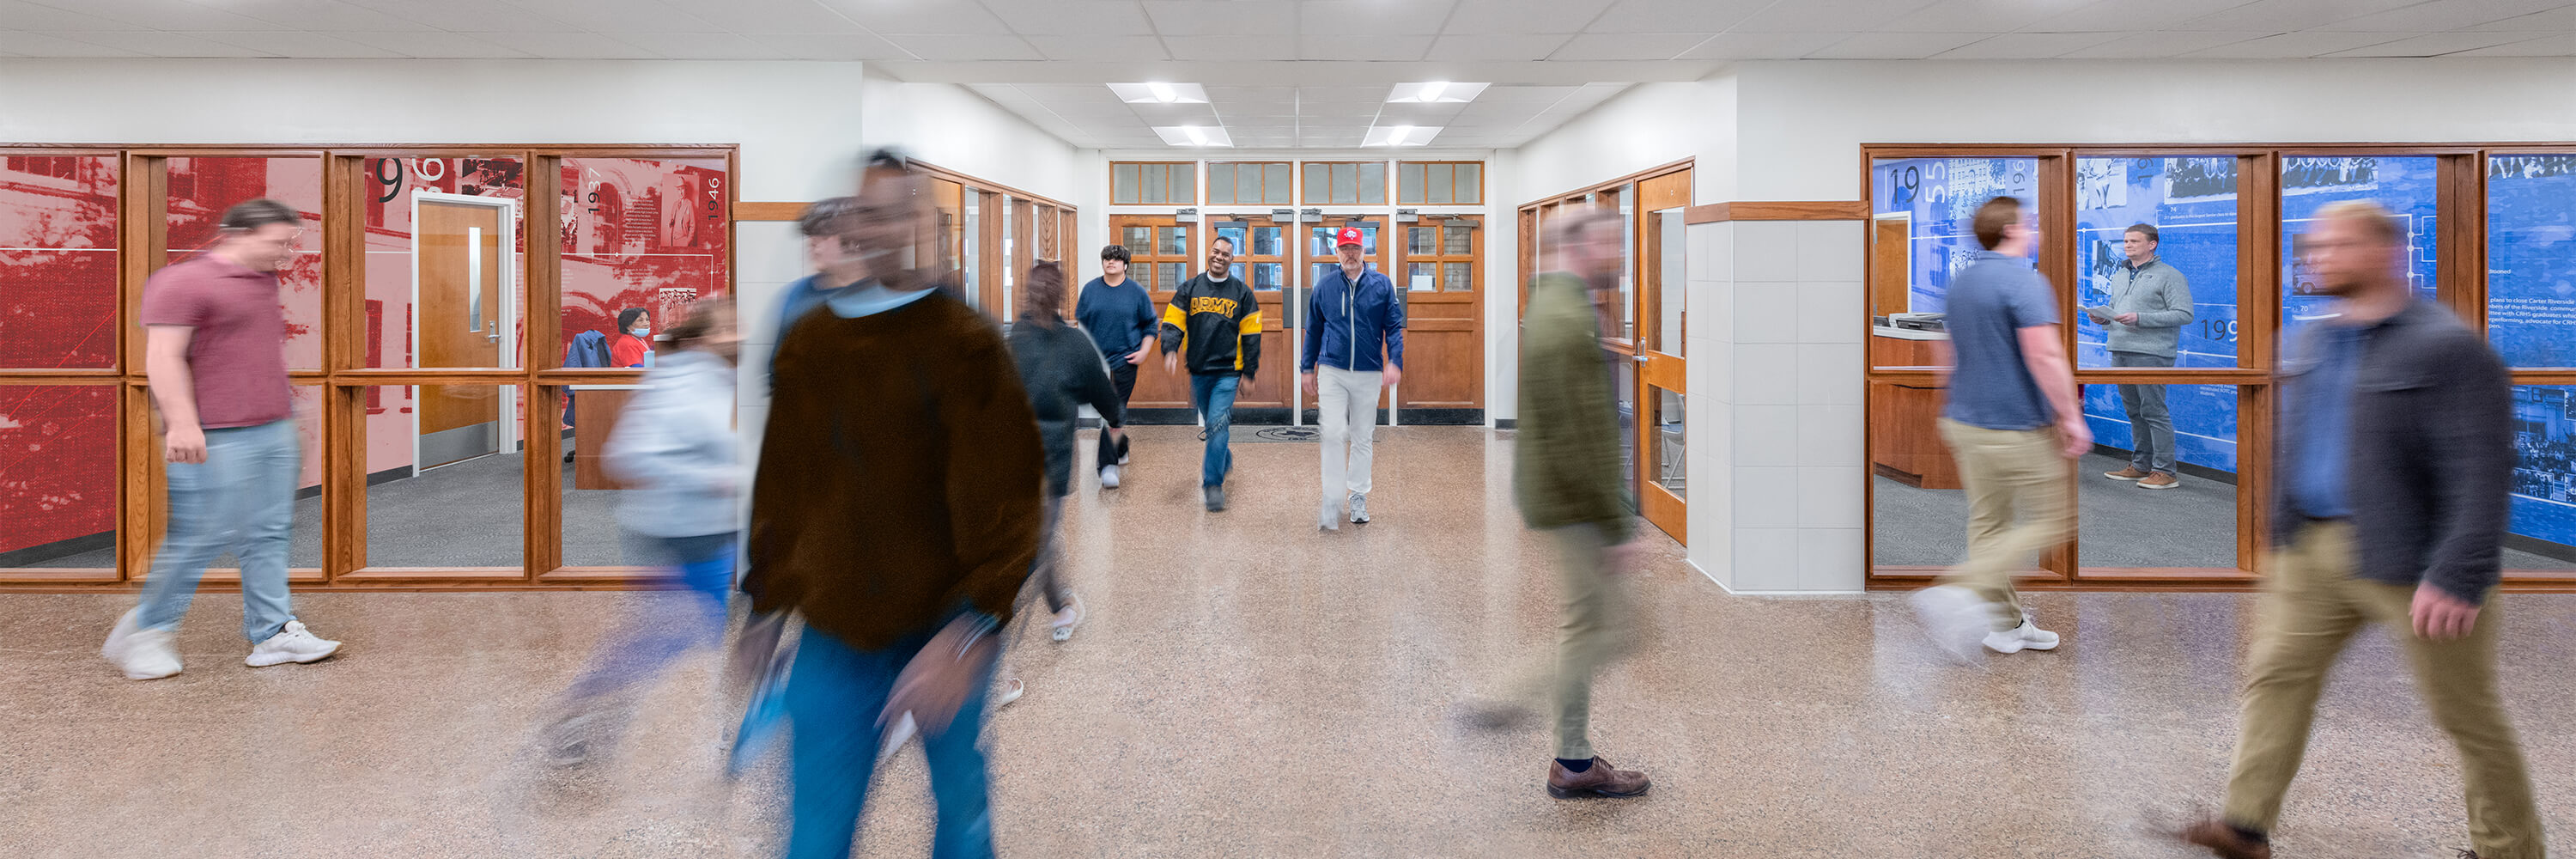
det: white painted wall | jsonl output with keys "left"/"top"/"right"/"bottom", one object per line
{"left": 1510, "top": 76, "right": 1738, "bottom": 206}
{"left": 1733, "top": 58, "right": 2576, "bottom": 202}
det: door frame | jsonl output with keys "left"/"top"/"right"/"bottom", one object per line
{"left": 408, "top": 191, "right": 520, "bottom": 475}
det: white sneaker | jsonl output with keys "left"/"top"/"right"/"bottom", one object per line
{"left": 878, "top": 711, "right": 918, "bottom": 761}
{"left": 246, "top": 619, "right": 342, "bottom": 667}
{"left": 1983, "top": 616, "right": 2061, "bottom": 654}
{"left": 1099, "top": 465, "right": 1121, "bottom": 489}
{"left": 1050, "top": 592, "right": 1085, "bottom": 642}
{"left": 1347, "top": 493, "right": 1370, "bottom": 524}
{"left": 1908, "top": 585, "right": 1990, "bottom": 663}
{"left": 104, "top": 608, "right": 181, "bottom": 680}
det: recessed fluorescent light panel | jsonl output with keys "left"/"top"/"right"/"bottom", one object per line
{"left": 1364, "top": 125, "right": 1438, "bottom": 147}
{"left": 1110, "top": 82, "right": 1210, "bottom": 104}
{"left": 1386, "top": 82, "right": 1486, "bottom": 103}
{"left": 1153, "top": 125, "right": 1233, "bottom": 147}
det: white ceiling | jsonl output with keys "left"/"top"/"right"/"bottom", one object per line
{"left": 3, "top": 0, "right": 2572, "bottom": 149}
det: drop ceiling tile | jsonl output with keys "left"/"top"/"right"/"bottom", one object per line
{"left": 1806, "top": 31, "right": 1989, "bottom": 58}
{"left": 819, "top": 0, "right": 1013, "bottom": 34}
{"left": 1931, "top": 30, "right": 2124, "bottom": 58}
{"left": 2445, "top": 32, "right": 2576, "bottom": 54}
{"left": 1145, "top": 0, "right": 1297, "bottom": 35}
{"left": 2179, "top": 0, "right": 2426, "bottom": 31}
{"left": 467, "top": 30, "right": 658, "bottom": 58}
{"left": 0, "top": 1, "right": 129, "bottom": 31}
{"left": 2056, "top": 30, "right": 2268, "bottom": 58}
{"left": 2316, "top": 0, "right": 2572, "bottom": 31}
{"left": 1676, "top": 32, "right": 1849, "bottom": 58}
{"left": 2178, "top": 30, "right": 2410, "bottom": 57}
{"left": 1014, "top": 84, "right": 1131, "bottom": 105}
{"left": 738, "top": 32, "right": 913, "bottom": 60}
{"left": 661, "top": 0, "right": 869, "bottom": 34}
{"left": 1731, "top": 0, "right": 1941, "bottom": 33}
{"left": 610, "top": 31, "right": 772, "bottom": 58}
{"left": 1443, "top": 0, "right": 1616, "bottom": 34}
{"left": 1164, "top": 34, "right": 1296, "bottom": 61}
{"left": 497, "top": 0, "right": 719, "bottom": 33}
{"left": 1297, "top": 85, "right": 1394, "bottom": 103}
{"left": 196, "top": 30, "right": 406, "bottom": 58}
{"left": 327, "top": 30, "right": 536, "bottom": 57}
{"left": 1302, "top": 0, "right": 1461, "bottom": 34}
{"left": 32, "top": 0, "right": 279, "bottom": 30}
{"left": 2462, "top": 6, "right": 2576, "bottom": 30}
{"left": 0, "top": 30, "right": 143, "bottom": 57}
{"left": 1024, "top": 34, "right": 1170, "bottom": 60}
{"left": 1874, "top": 0, "right": 2098, "bottom": 32}
{"left": 41, "top": 30, "right": 270, "bottom": 56}
{"left": 2023, "top": 0, "right": 2252, "bottom": 32}
{"left": 880, "top": 33, "right": 1042, "bottom": 60}
{"left": 981, "top": 0, "right": 1156, "bottom": 35}
{"left": 1471, "top": 85, "right": 1584, "bottom": 103}
{"left": 1588, "top": 0, "right": 1772, "bottom": 33}
{"left": 1547, "top": 32, "right": 1710, "bottom": 60}
{"left": 1425, "top": 34, "right": 1571, "bottom": 61}
{"left": 1297, "top": 34, "right": 1431, "bottom": 60}
{"left": 2323, "top": 29, "right": 2548, "bottom": 56}
{"left": 218, "top": 0, "right": 447, "bottom": 30}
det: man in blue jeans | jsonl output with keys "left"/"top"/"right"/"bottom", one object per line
{"left": 1159, "top": 235, "right": 1262, "bottom": 511}
{"left": 104, "top": 198, "right": 342, "bottom": 680}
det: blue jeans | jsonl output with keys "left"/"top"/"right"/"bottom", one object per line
{"left": 559, "top": 532, "right": 735, "bottom": 702}
{"left": 1189, "top": 373, "right": 1240, "bottom": 488}
{"left": 137, "top": 418, "right": 300, "bottom": 643}
{"left": 785, "top": 627, "right": 995, "bottom": 859}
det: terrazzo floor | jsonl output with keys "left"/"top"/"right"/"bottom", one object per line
{"left": 4, "top": 426, "right": 2573, "bottom": 858}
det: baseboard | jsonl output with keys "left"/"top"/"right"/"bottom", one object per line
{"left": 0, "top": 530, "right": 112, "bottom": 568}
{"left": 2506, "top": 533, "right": 2576, "bottom": 564}
{"left": 1494, "top": 418, "right": 1516, "bottom": 430}
{"left": 1398, "top": 408, "right": 1484, "bottom": 425}
{"left": 1686, "top": 558, "right": 1734, "bottom": 594}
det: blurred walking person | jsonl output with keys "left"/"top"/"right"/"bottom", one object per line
{"left": 2176, "top": 202, "right": 2543, "bottom": 859}
{"left": 1468, "top": 209, "right": 1649, "bottom": 799}
{"left": 748, "top": 149, "right": 1042, "bottom": 859}
{"left": 540, "top": 299, "right": 744, "bottom": 765}
{"left": 1161, "top": 235, "right": 1261, "bottom": 511}
{"left": 104, "top": 198, "right": 340, "bottom": 680}
{"left": 1908, "top": 196, "right": 2087, "bottom": 660}
{"left": 1074, "top": 243, "right": 1152, "bottom": 488}
{"left": 994, "top": 260, "right": 1123, "bottom": 704}
{"left": 1301, "top": 225, "right": 1405, "bottom": 530}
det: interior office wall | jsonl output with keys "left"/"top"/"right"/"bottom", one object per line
{"left": 1731, "top": 58, "right": 2576, "bottom": 202}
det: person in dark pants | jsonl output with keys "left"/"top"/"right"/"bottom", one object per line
{"left": 1074, "top": 242, "right": 1153, "bottom": 488}
{"left": 748, "top": 149, "right": 1043, "bottom": 859}
{"left": 993, "top": 260, "right": 1125, "bottom": 705}
{"left": 2176, "top": 201, "right": 2543, "bottom": 859}
{"left": 2087, "top": 222, "right": 2193, "bottom": 490}
{"left": 1160, "top": 235, "right": 1261, "bottom": 512}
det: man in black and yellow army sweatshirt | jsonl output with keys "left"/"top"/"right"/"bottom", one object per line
{"left": 1159, "top": 235, "right": 1261, "bottom": 511}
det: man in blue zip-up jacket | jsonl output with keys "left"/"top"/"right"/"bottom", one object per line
{"left": 1300, "top": 226, "right": 1406, "bottom": 529}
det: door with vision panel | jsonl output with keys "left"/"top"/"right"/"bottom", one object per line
{"left": 1394, "top": 216, "right": 1484, "bottom": 422}
{"left": 1112, "top": 215, "right": 1197, "bottom": 417}
{"left": 417, "top": 200, "right": 507, "bottom": 469}
{"left": 1215, "top": 216, "right": 1291, "bottom": 413}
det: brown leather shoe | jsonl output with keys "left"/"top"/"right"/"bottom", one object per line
{"left": 2139, "top": 471, "right": 2181, "bottom": 490}
{"left": 2104, "top": 466, "right": 2150, "bottom": 480}
{"left": 2175, "top": 818, "right": 2271, "bottom": 859}
{"left": 1546, "top": 757, "right": 1649, "bottom": 798}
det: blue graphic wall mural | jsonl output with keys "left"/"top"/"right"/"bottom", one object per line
{"left": 1869, "top": 157, "right": 2038, "bottom": 314}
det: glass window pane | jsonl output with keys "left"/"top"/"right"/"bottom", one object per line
{"left": 1445, "top": 261, "right": 1472, "bottom": 292}
{"left": 0, "top": 385, "right": 119, "bottom": 570}
{"left": 1159, "top": 226, "right": 1188, "bottom": 257}
{"left": 167, "top": 156, "right": 324, "bottom": 370}
{"left": 1400, "top": 162, "right": 1425, "bottom": 204}
{"left": 1172, "top": 165, "right": 1193, "bottom": 204}
{"left": 1252, "top": 225, "right": 1282, "bottom": 256}
{"left": 2070, "top": 157, "right": 2238, "bottom": 369}
{"left": 1124, "top": 225, "right": 1151, "bottom": 249}
{"left": 1428, "top": 163, "right": 1453, "bottom": 204}
{"left": 1333, "top": 163, "right": 1357, "bottom": 204}
{"left": 1255, "top": 262, "right": 1284, "bottom": 291}
{"left": 2282, "top": 155, "right": 2439, "bottom": 326}
{"left": 1237, "top": 166, "right": 1260, "bottom": 207}
{"left": 1868, "top": 156, "right": 2042, "bottom": 365}
{"left": 2509, "top": 385, "right": 2576, "bottom": 571}
{"left": 1444, "top": 225, "right": 1473, "bottom": 254}
{"left": 1457, "top": 163, "right": 1481, "bottom": 204}
{"left": 1139, "top": 163, "right": 1163, "bottom": 204}
{"left": 371, "top": 383, "right": 523, "bottom": 568}
{"left": 1206, "top": 164, "right": 1232, "bottom": 204}
{"left": 1656, "top": 210, "right": 1682, "bottom": 351}
{"left": 1304, "top": 163, "right": 1328, "bottom": 205}
{"left": 2078, "top": 384, "right": 2241, "bottom": 570}
{"left": 1649, "top": 387, "right": 1683, "bottom": 498}
{"left": 1114, "top": 162, "right": 1139, "bottom": 204}
{"left": 1360, "top": 163, "right": 1387, "bottom": 205}
{"left": 1266, "top": 163, "right": 1291, "bottom": 204}
{"left": 1158, "top": 262, "right": 1185, "bottom": 289}
{"left": 1407, "top": 226, "right": 1436, "bottom": 255}
{"left": 2488, "top": 155, "right": 2576, "bottom": 368}
{"left": 1406, "top": 262, "right": 1435, "bottom": 291}
{"left": 360, "top": 157, "right": 527, "bottom": 370}
{"left": 561, "top": 156, "right": 729, "bottom": 370}
{"left": 1, "top": 154, "right": 118, "bottom": 369}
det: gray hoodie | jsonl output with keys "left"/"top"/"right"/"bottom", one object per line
{"left": 605, "top": 350, "right": 742, "bottom": 538}
{"left": 2099, "top": 257, "right": 2194, "bottom": 359}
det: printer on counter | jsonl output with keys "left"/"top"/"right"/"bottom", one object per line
{"left": 1874, "top": 312, "right": 1947, "bottom": 332}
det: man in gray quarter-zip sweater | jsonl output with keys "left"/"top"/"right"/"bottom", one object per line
{"left": 2088, "top": 222, "right": 2193, "bottom": 490}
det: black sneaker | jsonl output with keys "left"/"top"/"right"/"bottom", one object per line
{"left": 1204, "top": 485, "right": 1227, "bottom": 512}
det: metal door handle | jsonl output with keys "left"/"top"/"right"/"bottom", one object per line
{"left": 1634, "top": 355, "right": 1649, "bottom": 363}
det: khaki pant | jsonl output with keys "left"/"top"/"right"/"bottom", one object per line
{"left": 1492, "top": 523, "right": 1634, "bottom": 759}
{"left": 2223, "top": 521, "right": 2544, "bottom": 858}
{"left": 1937, "top": 418, "right": 2072, "bottom": 631}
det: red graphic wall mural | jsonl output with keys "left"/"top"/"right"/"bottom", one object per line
{"left": 2, "top": 155, "right": 120, "bottom": 563}
{"left": 361, "top": 156, "right": 526, "bottom": 475}
{"left": 560, "top": 157, "right": 729, "bottom": 363}
{"left": 0, "top": 386, "right": 116, "bottom": 563}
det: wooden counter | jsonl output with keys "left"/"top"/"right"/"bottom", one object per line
{"left": 1869, "top": 330, "right": 1959, "bottom": 490}
{"left": 569, "top": 387, "right": 637, "bottom": 490}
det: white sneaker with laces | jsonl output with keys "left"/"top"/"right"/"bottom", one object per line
{"left": 1347, "top": 493, "right": 1370, "bottom": 524}
{"left": 1050, "top": 592, "right": 1085, "bottom": 642}
{"left": 104, "top": 608, "right": 182, "bottom": 680}
{"left": 1983, "top": 616, "right": 2061, "bottom": 654}
{"left": 1908, "top": 585, "right": 1990, "bottom": 663}
{"left": 1100, "top": 465, "right": 1121, "bottom": 489}
{"left": 246, "top": 619, "right": 342, "bottom": 667}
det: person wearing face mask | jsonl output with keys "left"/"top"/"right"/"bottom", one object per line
{"left": 610, "top": 307, "right": 653, "bottom": 368}
{"left": 1160, "top": 235, "right": 1261, "bottom": 512}
{"left": 103, "top": 198, "right": 343, "bottom": 680}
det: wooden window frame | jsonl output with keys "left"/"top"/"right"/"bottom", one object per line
{"left": 1207, "top": 161, "right": 1291, "bottom": 206}
{"left": 1400, "top": 161, "right": 1485, "bottom": 205}
{"left": 1111, "top": 161, "right": 1195, "bottom": 206}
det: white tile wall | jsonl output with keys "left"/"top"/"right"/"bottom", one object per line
{"left": 1797, "top": 527, "right": 1865, "bottom": 592}
{"left": 1797, "top": 466, "right": 1863, "bottom": 527}
{"left": 1733, "top": 222, "right": 1799, "bottom": 281}
{"left": 1795, "top": 221, "right": 1863, "bottom": 283}
{"left": 1730, "top": 527, "right": 1799, "bottom": 591}
{"left": 1731, "top": 404, "right": 1799, "bottom": 467}
{"left": 1795, "top": 342, "right": 1862, "bottom": 406}
{"left": 1733, "top": 344, "right": 1800, "bottom": 405}
{"left": 1732, "top": 466, "right": 1799, "bottom": 527}
{"left": 1795, "top": 280, "right": 1862, "bottom": 344}
{"left": 1733, "top": 282, "right": 1798, "bottom": 344}
{"left": 737, "top": 221, "right": 807, "bottom": 284}
{"left": 1795, "top": 404, "right": 1864, "bottom": 468}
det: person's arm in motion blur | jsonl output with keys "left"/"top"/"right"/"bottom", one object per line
{"left": 1300, "top": 280, "right": 1324, "bottom": 395}
{"left": 603, "top": 377, "right": 735, "bottom": 497}
{"left": 1236, "top": 302, "right": 1262, "bottom": 392}
{"left": 1072, "top": 335, "right": 1127, "bottom": 430}
{"left": 1131, "top": 287, "right": 1157, "bottom": 364}
{"left": 1158, "top": 288, "right": 1188, "bottom": 374}
{"left": 1528, "top": 303, "right": 1636, "bottom": 548}
{"left": 2413, "top": 333, "right": 2515, "bottom": 640}
{"left": 144, "top": 326, "right": 206, "bottom": 464}
{"left": 1382, "top": 277, "right": 1406, "bottom": 387}
{"left": 2015, "top": 324, "right": 2089, "bottom": 458}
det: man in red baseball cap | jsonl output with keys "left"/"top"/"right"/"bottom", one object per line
{"left": 1300, "top": 224, "right": 1404, "bottom": 530}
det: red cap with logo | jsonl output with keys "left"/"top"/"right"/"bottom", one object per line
{"left": 1335, "top": 227, "right": 1364, "bottom": 247}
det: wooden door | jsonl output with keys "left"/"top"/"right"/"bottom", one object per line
{"left": 1631, "top": 171, "right": 1690, "bottom": 543}
{"left": 1304, "top": 218, "right": 1390, "bottom": 420}
{"left": 1871, "top": 216, "right": 1910, "bottom": 319}
{"left": 417, "top": 201, "right": 504, "bottom": 468}
{"left": 1214, "top": 216, "right": 1291, "bottom": 413}
{"left": 1112, "top": 215, "right": 1197, "bottom": 417}
{"left": 1394, "top": 216, "right": 1483, "bottom": 421}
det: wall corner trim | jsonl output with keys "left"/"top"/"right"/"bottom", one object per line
{"left": 1684, "top": 201, "right": 1869, "bottom": 224}
{"left": 737, "top": 201, "right": 805, "bottom": 221}
{"left": 1686, "top": 558, "right": 1735, "bottom": 594}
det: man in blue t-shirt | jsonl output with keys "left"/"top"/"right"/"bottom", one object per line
{"left": 765, "top": 198, "right": 866, "bottom": 392}
{"left": 1073, "top": 243, "right": 1156, "bottom": 488}
{"left": 1908, "top": 195, "right": 2090, "bottom": 661}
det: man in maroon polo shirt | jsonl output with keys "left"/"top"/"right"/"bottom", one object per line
{"left": 102, "top": 198, "right": 343, "bottom": 680}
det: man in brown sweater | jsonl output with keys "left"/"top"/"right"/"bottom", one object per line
{"left": 747, "top": 149, "right": 1043, "bottom": 859}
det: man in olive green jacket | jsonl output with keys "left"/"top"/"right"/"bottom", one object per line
{"left": 1505, "top": 209, "right": 1649, "bottom": 800}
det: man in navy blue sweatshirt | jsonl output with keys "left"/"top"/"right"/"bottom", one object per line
{"left": 1300, "top": 226, "right": 1404, "bottom": 530}
{"left": 1074, "top": 243, "right": 1155, "bottom": 488}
